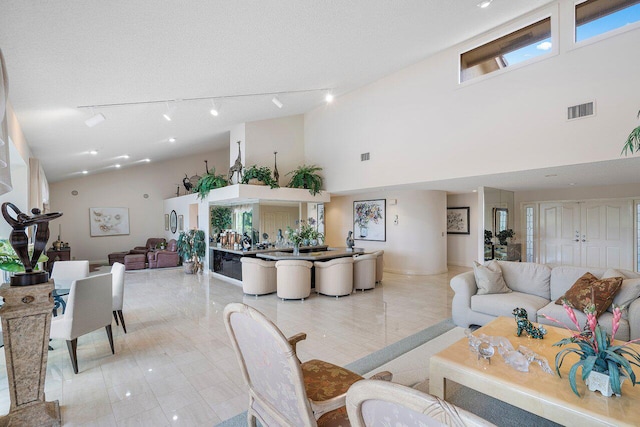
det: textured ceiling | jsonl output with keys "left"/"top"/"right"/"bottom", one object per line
{"left": 1, "top": 0, "right": 559, "bottom": 183}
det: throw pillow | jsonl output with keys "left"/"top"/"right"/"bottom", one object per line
{"left": 473, "top": 261, "right": 511, "bottom": 295}
{"left": 555, "top": 272, "right": 623, "bottom": 317}
{"left": 601, "top": 269, "right": 640, "bottom": 315}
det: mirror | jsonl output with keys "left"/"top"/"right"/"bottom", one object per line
{"left": 494, "top": 208, "right": 508, "bottom": 234}
{"left": 483, "top": 187, "right": 514, "bottom": 238}
{"left": 170, "top": 210, "right": 177, "bottom": 234}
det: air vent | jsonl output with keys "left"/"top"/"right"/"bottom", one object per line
{"left": 361, "top": 152, "right": 370, "bottom": 161}
{"left": 567, "top": 101, "right": 595, "bottom": 120}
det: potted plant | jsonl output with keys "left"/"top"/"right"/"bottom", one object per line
{"left": 241, "top": 165, "right": 279, "bottom": 188}
{"left": 286, "top": 226, "right": 304, "bottom": 255}
{"left": 286, "top": 164, "right": 323, "bottom": 195}
{"left": 194, "top": 168, "right": 228, "bottom": 200}
{"left": 0, "top": 239, "right": 49, "bottom": 275}
{"left": 210, "top": 206, "right": 233, "bottom": 245}
{"left": 484, "top": 230, "right": 493, "bottom": 245}
{"left": 543, "top": 301, "right": 640, "bottom": 397}
{"left": 496, "top": 229, "right": 515, "bottom": 245}
{"left": 621, "top": 110, "right": 640, "bottom": 155}
{"left": 177, "top": 229, "right": 206, "bottom": 274}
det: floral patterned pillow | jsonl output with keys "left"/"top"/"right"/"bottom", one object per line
{"left": 555, "top": 272, "right": 623, "bottom": 317}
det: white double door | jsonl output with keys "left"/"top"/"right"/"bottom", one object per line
{"left": 539, "top": 200, "right": 633, "bottom": 270}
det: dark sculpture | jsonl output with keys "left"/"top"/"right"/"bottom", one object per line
{"left": 1, "top": 203, "right": 62, "bottom": 286}
{"left": 228, "top": 141, "right": 243, "bottom": 184}
{"left": 182, "top": 174, "right": 193, "bottom": 192}
{"left": 346, "top": 231, "right": 355, "bottom": 250}
{"left": 513, "top": 307, "right": 547, "bottom": 339}
{"left": 273, "top": 151, "right": 279, "bottom": 185}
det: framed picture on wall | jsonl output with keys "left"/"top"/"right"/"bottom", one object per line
{"left": 164, "top": 214, "right": 170, "bottom": 231}
{"left": 89, "top": 207, "right": 130, "bottom": 237}
{"left": 353, "top": 199, "right": 386, "bottom": 241}
{"left": 447, "top": 207, "right": 470, "bottom": 235}
{"left": 317, "top": 204, "right": 325, "bottom": 234}
{"left": 178, "top": 215, "right": 184, "bottom": 231}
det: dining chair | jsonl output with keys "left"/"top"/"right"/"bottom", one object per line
{"left": 353, "top": 254, "right": 377, "bottom": 291}
{"left": 51, "top": 260, "right": 89, "bottom": 288}
{"left": 275, "top": 260, "right": 312, "bottom": 300}
{"left": 346, "top": 380, "right": 496, "bottom": 427}
{"left": 111, "top": 262, "right": 126, "bottom": 333}
{"left": 241, "top": 257, "right": 277, "bottom": 296}
{"left": 50, "top": 273, "right": 115, "bottom": 374}
{"left": 224, "top": 303, "right": 392, "bottom": 427}
{"left": 314, "top": 257, "right": 353, "bottom": 297}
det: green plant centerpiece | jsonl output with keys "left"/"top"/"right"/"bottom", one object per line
{"left": 241, "top": 165, "right": 279, "bottom": 189}
{"left": 543, "top": 301, "right": 640, "bottom": 397}
{"left": 621, "top": 110, "right": 640, "bottom": 155}
{"left": 484, "top": 230, "right": 493, "bottom": 245}
{"left": 177, "top": 229, "right": 206, "bottom": 274}
{"left": 0, "top": 239, "right": 48, "bottom": 273}
{"left": 496, "top": 229, "right": 515, "bottom": 245}
{"left": 210, "top": 206, "right": 233, "bottom": 243}
{"left": 286, "top": 164, "right": 323, "bottom": 195}
{"left": 194, "top": 168, "right": 228, "bottom": 200}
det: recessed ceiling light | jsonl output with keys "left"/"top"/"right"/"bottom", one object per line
{"left": 143, "top": 158, "right": 151, "bottom": 162}
{"left": 89, "top": 150, "right": 98, "bottom": 155}
{"left": 169, "top": 137, "right": 176, "bottom": 143}
{"left": 82, "top": 170, "right": 88, "bottom": 174}
{"left": 115, "top": 164, "right": 121, "bottom": 168}
{"left": 478, "top": 0, "right": 492, "bottom": 8}
{"left": 325, "top": 93, "right": 334, "bottom": 103}
{"left": 472, "top": 189, "right": 478, "bottom": 193}
{"left": 568, "top": 182, "right": 576, "bottom": 186}
{"left": 121, "top": 155, "right": 130, "bottom": 159}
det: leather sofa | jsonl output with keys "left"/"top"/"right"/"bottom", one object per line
{"left": 147, "top": 239, "right": 179, "bottom": 269}
{"left": 131, "top": 238, "right": 166, "bottom": 256}
{"left": 451, "top": 261, "right": 640, "bottom": 341}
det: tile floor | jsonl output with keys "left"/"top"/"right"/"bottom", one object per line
{"left": 0, "top": 265, "right": 468, "bottom": 426}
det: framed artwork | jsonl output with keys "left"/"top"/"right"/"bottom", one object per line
{"left": 164, "top": 214, "right": 170, "bottom": 231}
{"left": 353, "top": 199, "right": 386, "bottom": 241}
{"left": 90, "top": 207, "right": 130, "bottom": 237}
{"left": 317, "top": 203, "right": 325, "bottom": 234}
{"left": 178, "top": 215, "right": 184, "bottom": 231}
{"left": 170, "top": 210, "right": 177, "bottom": 234}
{"left": 447, "top": 207, "right": 470, "bottom": 235}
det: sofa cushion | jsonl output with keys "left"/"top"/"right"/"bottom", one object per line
{"left": 549, "top": 266, "right": 606, "bottom": 301}
{"left": 473, "top": 261, "right": 510, "bottom": 295}
{"left": 555, "top": 272, "right": 622, "bottom": 318}
{"left": 471, "top": 291, "right": 549, "bottom": 322}
{"left": 496, "top": 261, "right": 551, "bottom": 299}
{"left": 537, "top": 301, "right": 630, "bottom": 342}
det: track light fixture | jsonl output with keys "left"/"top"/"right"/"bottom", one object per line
{"left": 162, "top": 102, "right": 173, "bottom": 121}
{"left": 325, "top": 93, "right": 334, "bottom": 103}
{"left": 478, "top": 0, "right": 492, "bottom": 8}
{"left": 210, "top": 100, "right": 219, "bottom": 116}
{"left": 85, "top": 107, "right": 105, "bottom": 127}
{"left": 272, "top": 96, "right": 283, "bottom": 109}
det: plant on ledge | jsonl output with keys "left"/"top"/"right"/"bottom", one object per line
{"left": 286, "top": 164, "right": 323, "bottom": 195}
{"left": 241, "top": 165, "right": 279, "bottom": 188}
{"left": 496, "top": 229, "right": 515, "bottom": 245}
{"left": 177, "top": 229, "right": 206, "bottom": 274}
{"left": 621, "top": 110, "right": 640, "bottom": 155}
{"left": 194, "top": 168, "right": 228, "bottom": 200}
{"left": 543, "top": 301, "right": 640, "bottom": 397}
{"left": 210, "top": 206, "right": 233, "bottom": 242}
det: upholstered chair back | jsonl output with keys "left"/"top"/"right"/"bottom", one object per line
{"left": 241, "top": 257, "right": 277, "bottom": 296}
{"left": 346, "top": 380, "right": 496, "bottom": 427}
{"left": 111, "top": 262, "right": 125, "bottom": 311}
{"left": 275, "top": 260, "right": 313, "bottom": 300}
{"left": 373, "top": 250, "right": 384, "bottom": 283}
{"left": 314, "top": 257, "right": 354, "bottom": 297}
{"left": 224, "top": 303, "right": 316, "bottom": 426}
{"left": 51, "top": 260, "right": 90, "bottom": 289}
{"left": 353, "top": 254, "right": 377, "bottom": 291}
{"left": 166, "top": 239, "right": 177, "bottom": 252}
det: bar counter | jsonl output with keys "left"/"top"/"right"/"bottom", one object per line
{"left": 256, "top": 247, "right": 364, "bottom": 261}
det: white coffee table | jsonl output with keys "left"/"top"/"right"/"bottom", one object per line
{"left": 429, "top": 316, "right": 639, "bottom": 427}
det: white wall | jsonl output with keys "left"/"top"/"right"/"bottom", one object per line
{"left": 49, "top": 147, "right": 228, "bottom": 263}
{"left": 326, "top": 190, "right": 447, "bottom": 275}
{"left": 447, "top": 193, "right": 479, "bottom": 267}
{"left": 304, "top": 0, "right": 640, "bottom": 194}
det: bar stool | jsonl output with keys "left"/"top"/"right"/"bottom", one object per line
{"left": 314, "top": 257, "right": 354, "bottom": 297}
{"left": 353, "top": 254, "right": 377, "bottom": 291}
{"left": 275, "top": 260, "right": 312, "bottom": 300}
{"left": 241, "top": 257, "right": 277, "bottom": 296}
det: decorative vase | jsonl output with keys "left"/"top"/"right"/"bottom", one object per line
{"left": 183, "top": 261, "right": 196, "bottom": 274}
{"left": 293, "top": 244, "right": 301, "bottom": 256}
{"left": 359, "top": 226, "right": 368, "bottom": 238}
{"left": 585, "top": 371, "right": 625, "bottom": 397}
{"left": 311, "top": 239, "right": 318, "bottom": 246}
{"left": 302, "top": 239, "right": 310, "bottom": 247}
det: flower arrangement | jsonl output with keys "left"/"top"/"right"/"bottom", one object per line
{"left": 354, "top": 202, "right": 383, "bottom": 228}
{"left": 496, "top": 229, "right": 515, "bottom": 245}
{"left": 543, "top": 300, "right": 640, "bottom": 397}
{"left": 0, "top": 239, "right": 48, "bottom": 272}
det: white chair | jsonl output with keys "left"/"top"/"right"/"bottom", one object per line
{"left": 373, "top": 250, "right": 384, "bottom": 284}
{"left": 51, "top": 260, "right": 89, "bottom": 288}
{"left": 50, "top": 273, "right": 115, "bottom": 374}
{"left": 353, "top": 254, "right": 377, "bottom": 291}
{"left": 111, "top": 262, "right": 127, "bottom": 333}
{"left": 275, "top": 260, "right": 312, "bottom": 300}
{"left": 314, "top": 257, "right": 353, "bottom": 297}
{"left": 241, "top": 257, "right": 277, "bottom": 296}
{"left": 346, "top": 380, "right": 496, "bottom": 427}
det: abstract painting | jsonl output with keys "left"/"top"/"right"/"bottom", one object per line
{"left": 447, "top": 207, "right": 470, "bottom": 235}
{"left": 90, "top": 207, "right": 130, "bottom": 236}
{"left": 353, "top": 199, "right": 386, "bottom": 241}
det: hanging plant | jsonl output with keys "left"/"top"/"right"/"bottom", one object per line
{"left": 194, "top": 168, "right": 228, "bottom": 200}
{"left": 241, "top": 165, "right": 279, "bottom": 189}
{"left": 286, "top": 164, "right": 323, "bottom": 196}
{"left": 621, "top": 110, "right": 640, "bottom": 155}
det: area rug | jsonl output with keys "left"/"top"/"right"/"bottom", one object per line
{"left": 215, "top": 318, "right": 561, "bottom": 427}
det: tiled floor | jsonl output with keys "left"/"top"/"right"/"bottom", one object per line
{"left": 0, "top": 265, "right": 468, "bottom": 426}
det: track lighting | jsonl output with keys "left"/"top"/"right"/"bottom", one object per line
{"left": 272, "top": 96, "right": 283, "bottom": 109}
{"left": 85, "top": 108, "right": 105, "bottom": 127}
{"left": 210, "top": 100, "right": 219, "bottom": 116}
{"left": 89, "top": 150, "right": 98, "bottom": 155}
{"left": 163, "top": 102, "right": 174, "bottom": 121}
{"left": 478, "top": 0, "right": 492, "bottom": 8}
{"left": 325, "top": 93, "right": 334, "bottom": 103}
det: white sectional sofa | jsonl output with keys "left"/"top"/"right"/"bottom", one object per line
{"left": 451, "top": 261, "right": 640, "bottom": 341}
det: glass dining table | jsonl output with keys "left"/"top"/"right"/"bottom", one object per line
{"left": 52, "top": 288, "right": 70, "bottom": 316}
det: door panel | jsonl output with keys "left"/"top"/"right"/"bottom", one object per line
{"left": 539, "top": 203, "right": 580, "bottom": 266}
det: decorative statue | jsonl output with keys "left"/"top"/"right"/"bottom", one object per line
{"left": 273, "top": 151, "right": 279, "bottom": 185}
{"left": 182, "top": 174, "right": 192, "bottom": 192}
{"left": 346, "top": 231, "right": 355, "bottom": 250}
{"left": 513, "top": 307, "right": 546, "bottom": 339}
{"left": 1, "top": 202, "right": 62, "bottom": 286}
{"left": 228, "top": 141, "right": 243, "bottom": 184}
